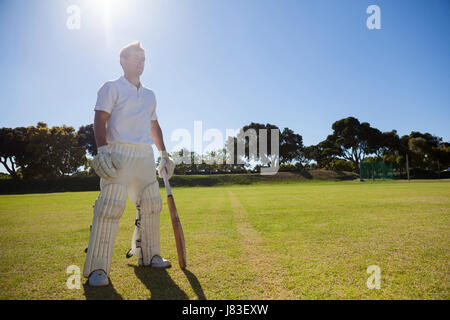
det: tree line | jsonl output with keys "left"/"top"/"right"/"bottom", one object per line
{"left": 1, "top": 117, "right": 449, "bottom": 180}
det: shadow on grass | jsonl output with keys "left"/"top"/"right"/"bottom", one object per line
{"left": 130, "top": 264, "right": 189, "bottom": 300}
{"left": 83, "top": 280, "right": 123, "bottom": 300}
{"left": 182, "top": 269, "right": 206, "bottom": 300}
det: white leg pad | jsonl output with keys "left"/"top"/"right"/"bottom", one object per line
{"left": 133, "top": 181, "right": 162, "bottom": 266}
{"left": 83, "top": 183, "right": 127, "bottom": 278}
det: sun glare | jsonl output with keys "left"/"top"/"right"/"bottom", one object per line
{"left": 89, "top": 0, "right": 121, "bottom": 47}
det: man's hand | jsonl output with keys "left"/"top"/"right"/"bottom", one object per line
{"left": 92, "top": 145, "right": 123, "bottom": 180}
{"left": 157, "top": 150, "right": 175, "bottom": 179}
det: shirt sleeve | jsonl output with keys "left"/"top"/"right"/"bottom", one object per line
{"left": 94, "top": 82, "right": 117, "bottom": 114}
{"left": 150, "top": 92, "right": 158, "bottom": 120}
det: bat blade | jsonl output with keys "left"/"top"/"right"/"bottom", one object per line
{"left": 162, "top": 168, "right": 186, "bottom": 269}
{"left": 167, "top": 194, "right": 186, "bottom": 269}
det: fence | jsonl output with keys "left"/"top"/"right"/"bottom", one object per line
{"left": 360, "top": 161, "right": 393, "bottom": 180}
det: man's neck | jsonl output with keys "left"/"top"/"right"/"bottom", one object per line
{"left": 124, "top": 74, "right": 141, "bottom": 89}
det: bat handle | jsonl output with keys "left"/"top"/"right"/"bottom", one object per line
{"left": 162, "top": 168, "right": 172, "bottom": 197}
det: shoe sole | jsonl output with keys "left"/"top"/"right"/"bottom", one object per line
{"left": 89, "top": 281, "right": 109, "bottom": 287}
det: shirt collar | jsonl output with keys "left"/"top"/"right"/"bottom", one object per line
{"left": 120, "top": 75, "right": 143, "bottom": 90}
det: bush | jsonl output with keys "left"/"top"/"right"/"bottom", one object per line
{"left": 0, "top": 176, "right": 100, "bottom": 194}
{"left": 326, "top": 159, "right": 355, "bottom": 172}
{"left": 0, "top": 173, "right": 12, "bottom": 180}
{"left": 0, "top": 174, "right": 259, "bottom": 194}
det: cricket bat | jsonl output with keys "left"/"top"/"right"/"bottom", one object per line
{"left": 162, "top": 168, "right": 187, "bottom": 269}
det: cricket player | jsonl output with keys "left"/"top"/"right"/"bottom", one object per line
{"left": 84, "top": 41, "right": 175, "bottom": 287}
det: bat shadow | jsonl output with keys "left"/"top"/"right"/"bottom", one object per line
{"left": 182, "top": 269, "right": 207, "bottom": 300}
{"left": 83, "top": 279, "right": 123, "bottom": 300}
{"left": 130, "top": 264, "right": 189, "bottom": 300}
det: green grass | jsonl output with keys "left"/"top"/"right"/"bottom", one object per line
{"left": 0, "top": 180, "right": 448, "bottom": 299}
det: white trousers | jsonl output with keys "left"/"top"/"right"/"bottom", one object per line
{"left": 83, "top": 142, "right": 162, "bottom": 278}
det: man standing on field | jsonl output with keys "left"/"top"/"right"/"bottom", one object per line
{"left": 84, "top": 41, "right": 175, "bottom": 287}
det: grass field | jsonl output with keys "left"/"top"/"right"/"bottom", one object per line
{"left": 0, "top": 180, "right": 449, "bottom": 299}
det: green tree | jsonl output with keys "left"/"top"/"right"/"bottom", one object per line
{"left": 239, "top": 122, "right": 279, "bottom": 164}
{"left": 408, "top": 131, "right": 441, "bottom": 170}
{"left": 225, "top": 122, "right": 303, "bottom": 169}
{"left": 434, "top": 142, "right": 450, "bottom": 172}
{"left": 324, "top": 117, "right": 383, "bottom": 172}
{"left": 303, "top": 138, "right": 340, "bottom": 169}
{"left": 21, "top": 122, "right": 87, "bottom": 179}
{"left": 77, "top": 124, "right": 97, "bottom": 156}
{"left": 280, "top": 127, "right": 304, "bottom": 164}
{"left": 0, "top": 127, "right": 28, "bottom": 179}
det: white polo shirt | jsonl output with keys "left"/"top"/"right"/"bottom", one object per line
{"left": 94, "top": 75, "right": 158, "bottom": 146}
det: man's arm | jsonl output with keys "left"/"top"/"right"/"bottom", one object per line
{"left": 94, "top": 110, "right": 110, "bottom": 149}
{"left": 150, "top": 120, "right": 166, "bottom": 152}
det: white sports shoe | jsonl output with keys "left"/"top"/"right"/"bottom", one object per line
{"left": 138, "top": 255, "right": 172, "bottom": 268}
{"left": 88, "top": 269, "right": 109, "bottom": 287}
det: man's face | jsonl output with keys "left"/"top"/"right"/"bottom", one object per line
{"left": 122, "top": 49, "right": 145, "bottom": 76}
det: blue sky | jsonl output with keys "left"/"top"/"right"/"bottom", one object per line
{"left": 0, "top": 0, "right": 449, "bottom": 169}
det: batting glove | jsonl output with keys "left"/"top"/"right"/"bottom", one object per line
{"left": 157, "top": 150, "right": 175, "bottom": 179}
{"left": 92, "top": 145, "right": 120, "bottom": 180}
